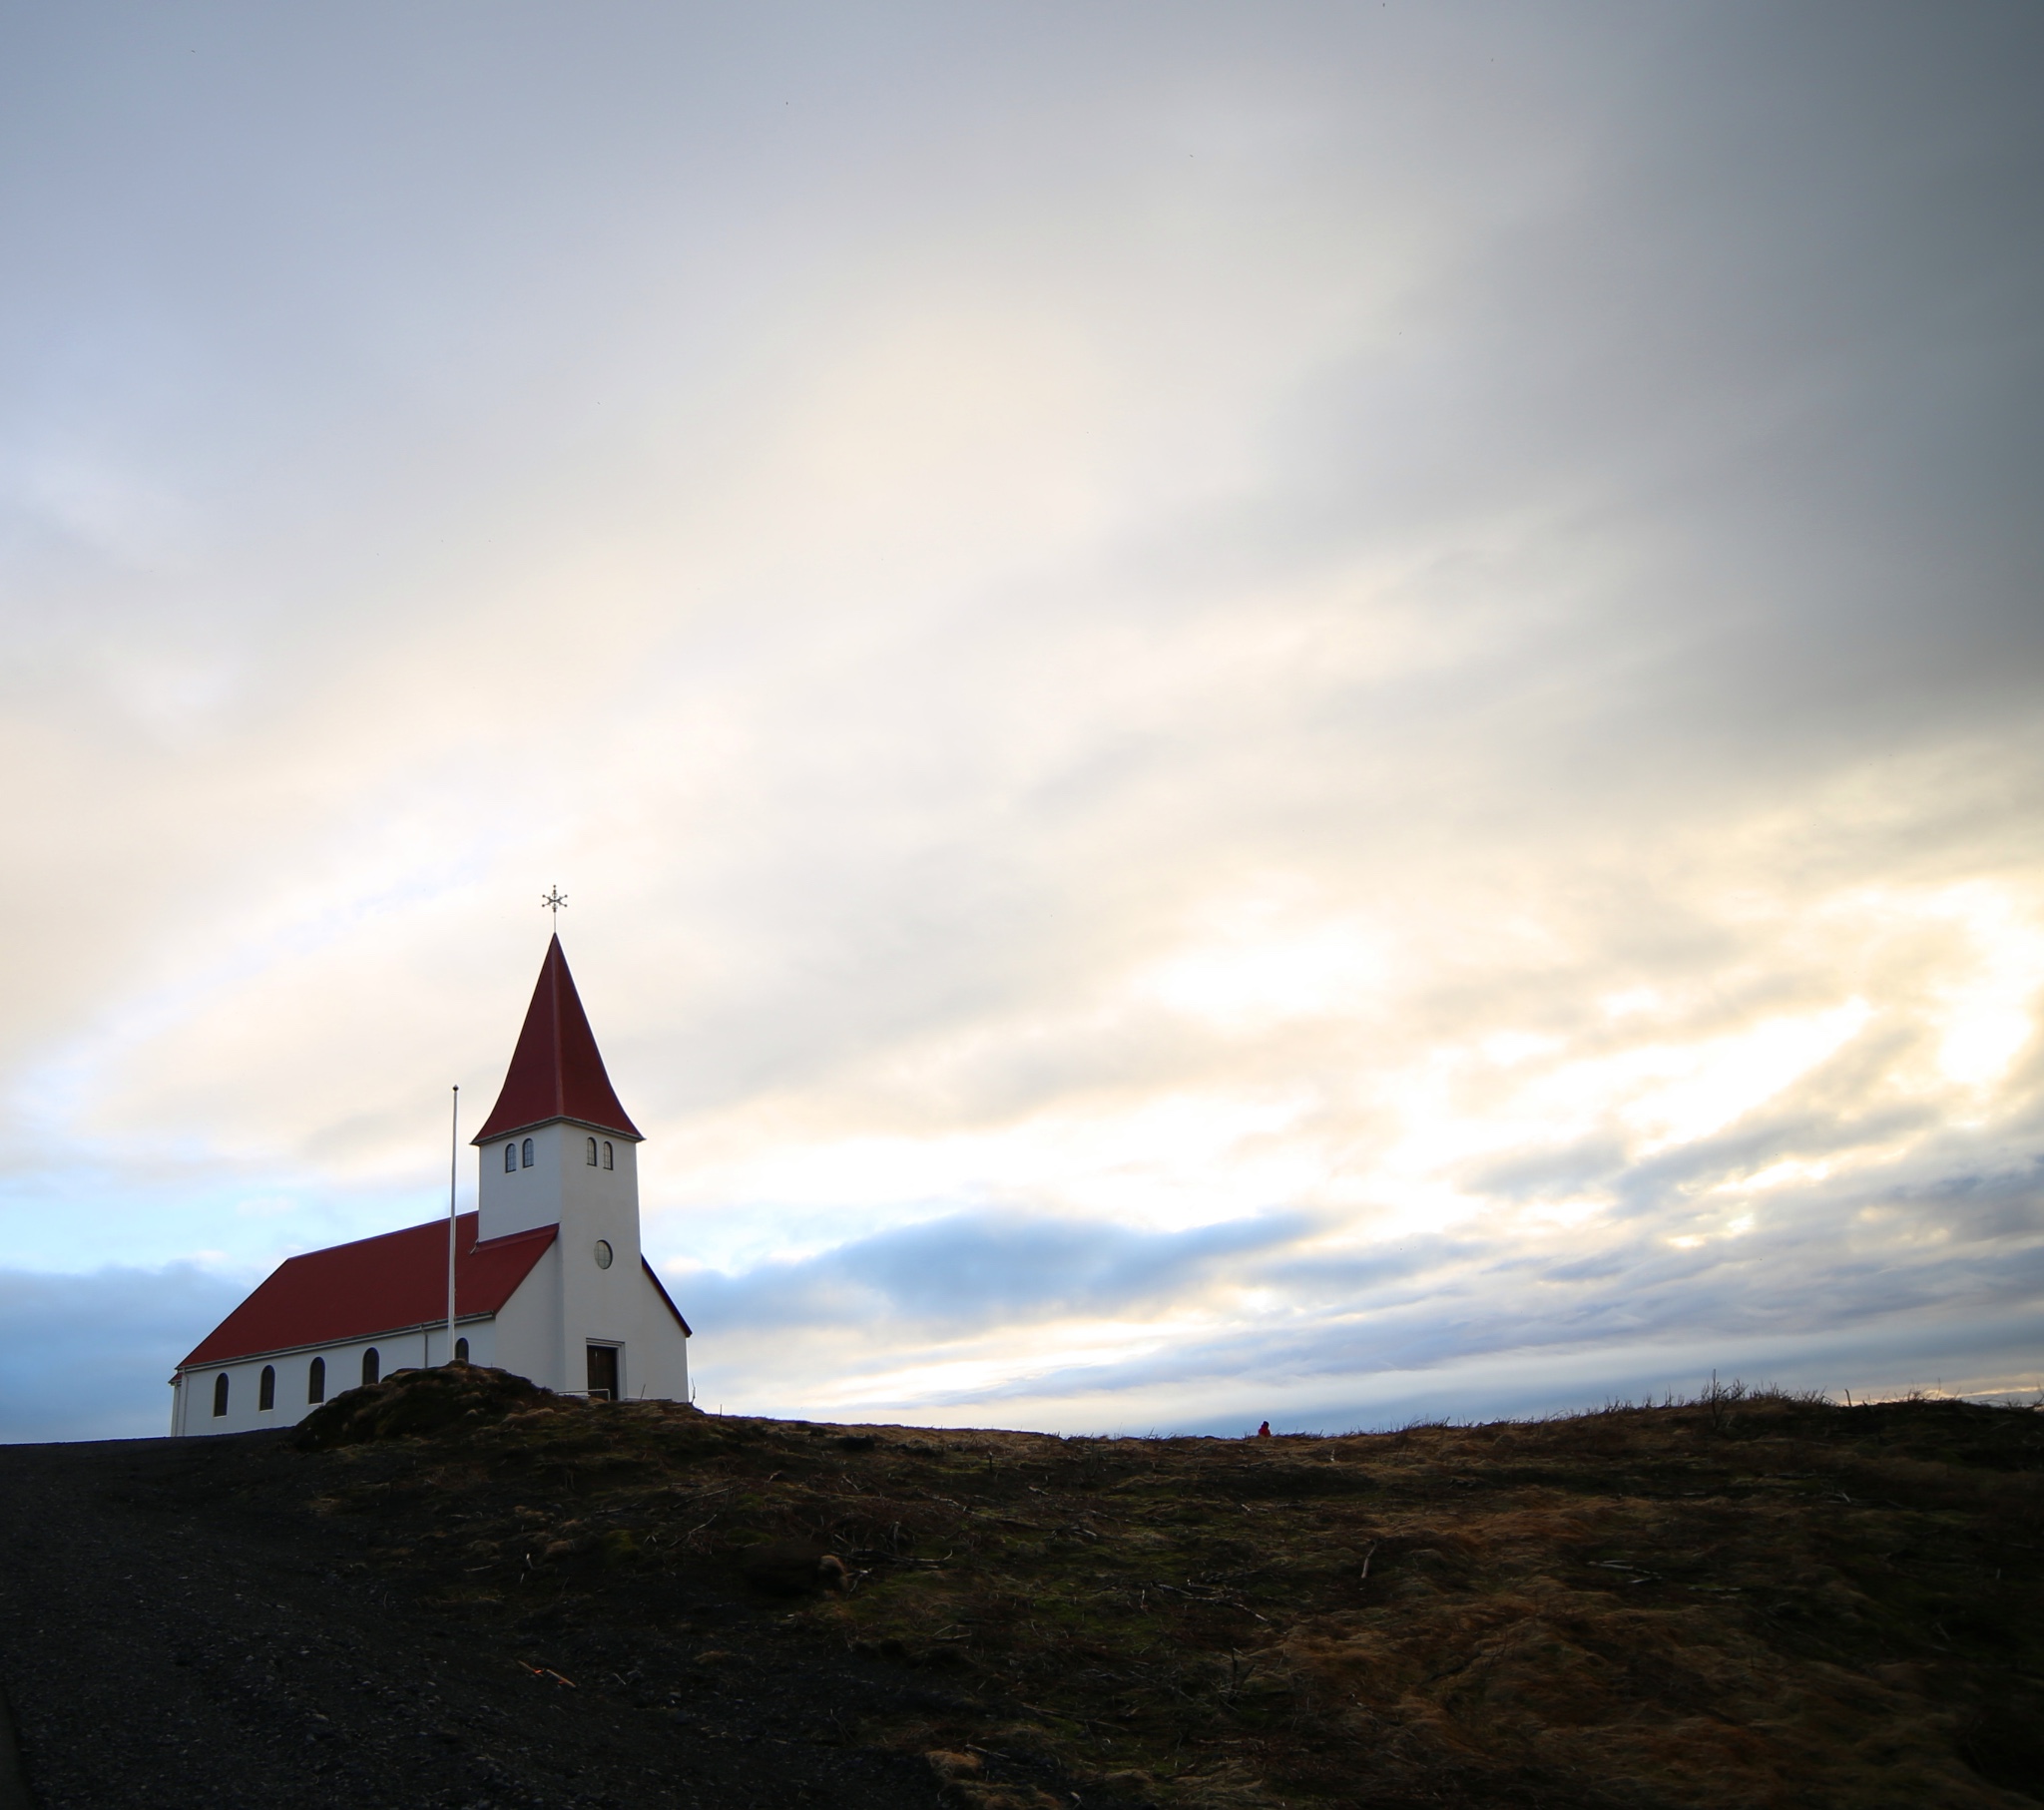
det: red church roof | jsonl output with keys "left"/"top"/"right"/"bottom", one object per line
{"left": 473, "top": 935, "right": 643, "bottom": 1144}
{"left": 179, "top": 1212, "right": 555, "bottom": 1369}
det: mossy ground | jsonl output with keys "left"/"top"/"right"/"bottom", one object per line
{"left": 310, "top": 1374, "right": 2044, "bottom": 1809}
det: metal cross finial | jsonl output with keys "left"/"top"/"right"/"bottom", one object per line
{"left": 542, "top": 886, "right": 567, "bottom": 926}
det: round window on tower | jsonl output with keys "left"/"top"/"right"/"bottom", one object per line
{"left": 593, "top": 1238, "right": 614, "bottom": 1270}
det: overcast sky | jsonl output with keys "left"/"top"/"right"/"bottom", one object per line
{"left": 3, "top": 3, "right": 2040, "bottom": 1442}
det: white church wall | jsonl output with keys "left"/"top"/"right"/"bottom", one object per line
{"left": 629, "top": 1268, "right": 692, "bottom": 1402}
{"left": 172, "top": 1321, "right": 497, "bottom": 1436}
{"left": 448, "top": 1319, "right": 496, "bottom": 1370}
{"left": 484, "top": 1205, "right": 689, "bottom": 1402}
{"left": 493, "top": 1242, "right": 567, "bottom": 1392}
{"left": 559, "top": 1182, "right": 647, "bottom": 1396}
{"left": 174, "top": 1349, "right": 318, "bottom": 1437}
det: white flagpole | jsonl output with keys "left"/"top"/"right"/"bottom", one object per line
{"left": 446, "top": 1085, "right": 459, "bottom": 1364}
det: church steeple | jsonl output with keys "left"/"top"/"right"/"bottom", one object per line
{"left": 473, "top": 935, "right": 642, "bottom": 1144}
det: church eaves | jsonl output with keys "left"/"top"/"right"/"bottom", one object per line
{"left": 472, "top": 934, "right": 644, "bottom": 1143}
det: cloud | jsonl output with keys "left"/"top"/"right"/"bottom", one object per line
{"left": 1, "top": 6, "right": 2041, "bottom": 1438}
{"left": 682, "top": 1207, "right": 1315, "bottom": 1335}
{"left": 667, "top": 1149, "right": 2044, "bottom": 1432}
{"left": 0, "top": 1265, "right": 247, "bottom": 1444}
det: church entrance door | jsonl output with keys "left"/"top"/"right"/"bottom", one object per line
{"left": 586, "top": 1344, "right": 619, "bottom": 1402}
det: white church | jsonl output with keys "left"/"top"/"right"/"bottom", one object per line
{"left": 171, "top": 936, "right": 692, "bottom": 1435}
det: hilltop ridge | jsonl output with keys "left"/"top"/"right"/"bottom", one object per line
{"left": 1, "top": 1373, "right": 2039, "bottom": 1808}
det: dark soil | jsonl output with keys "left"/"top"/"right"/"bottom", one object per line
{"left": 0, "top": 1418, "right": 978, "bottom": 1809}
{"left": 2, "top": 1373, "right": 2041, "bottom": 1810}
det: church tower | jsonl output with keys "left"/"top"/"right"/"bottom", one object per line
{"left": 469, "top": 934, "right": 687, "bottom": 1403}
{"left": 474, "top": 933, "right": 644, "bottom": 1244}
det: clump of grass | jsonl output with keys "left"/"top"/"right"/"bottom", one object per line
{"left": 295, "top": 1360, "right": 550, "bottom": 1447}
{"left": 309, "top": 1376, "right": 2044, "bottom": 1809}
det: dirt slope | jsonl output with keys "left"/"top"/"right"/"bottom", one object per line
{"left": 1, "top": 1376, "right": 2039, "bottom": 1809}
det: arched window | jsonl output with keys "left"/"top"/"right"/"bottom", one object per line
{"left": 586, "top": 1135, "right": 598, "bottom": 1165}
{"left": 521, "top": 1137, "right": 534, "bottom": 1168}
{"left": 603, "top": 1140, "right": 614, "bottom": 1170}
{"left": 308, "top": 1356, "right": 326, "bottom": 1404}
{"left": 454, "top": 1336, "right": 469, "bottom": 1364}
{"left": 504, "top": 1141, "right": 517, "bottom": 1172}
{"left": 213, "top": 1373, "right": 229, "bottom": 1417}
{"left": 258, "top": 1365, "right": 276, "bottom": 1411}
{"left": 362, "top": 1347, "right": 380, "bottom": 1387}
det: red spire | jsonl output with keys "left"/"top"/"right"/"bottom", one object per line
{"left": 472, "top": 935, "right": 643, "bottom": 1143}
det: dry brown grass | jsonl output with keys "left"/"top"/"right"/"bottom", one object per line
{"left": 309, "top": 1379, "right": 2044, "bottom": 1809}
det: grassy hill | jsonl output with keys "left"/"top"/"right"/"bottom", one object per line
{"left": 300, "top": 1370, "right": 2044, "bottom": 1809}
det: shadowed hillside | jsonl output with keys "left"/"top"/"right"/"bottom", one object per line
{"left": 287, "top": 1370, "right": 2044, "bottom": 1809}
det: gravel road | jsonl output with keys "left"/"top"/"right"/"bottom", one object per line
{"left": 0, "top": 1430, "right": 948, "bottom": 1810}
